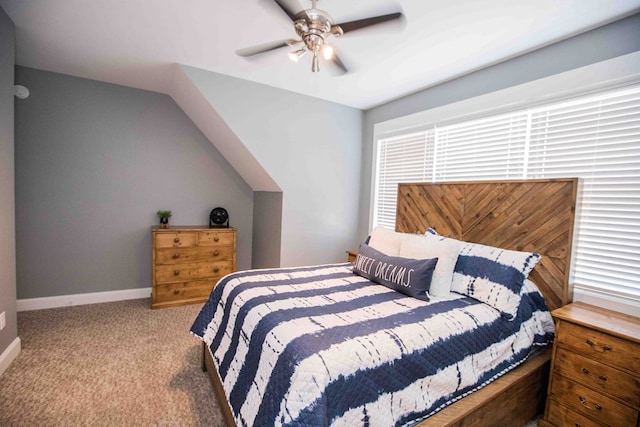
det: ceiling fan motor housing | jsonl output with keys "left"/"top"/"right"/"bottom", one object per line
{"left": 295, "top": 9, "right": 333, "bottom": 52}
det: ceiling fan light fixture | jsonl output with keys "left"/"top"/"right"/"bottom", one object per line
{"left": 322, "top": 43, "right": 333, "bottom": 60}
{"left": 288, "top": 48, "right": 307, "bottom": 62}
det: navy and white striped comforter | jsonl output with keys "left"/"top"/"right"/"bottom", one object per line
{"left": 191, "top": 263, "right": 554, "bottom": 427}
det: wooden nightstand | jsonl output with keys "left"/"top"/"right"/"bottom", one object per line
{"left": 539, "top": 302, "right": 640, "bottom": 427}
{"left": 346, "top": 250, "right": 357, "bottom": 262}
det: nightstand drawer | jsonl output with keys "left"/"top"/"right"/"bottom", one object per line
{"left": 546, "top": 400, "right": 604, "bottom": 427}
{"left": 557, "top": 321, "right": 640, "bottom": 376}
{"left": 555, "top": 347, "right": 640, "bottom": 408}
{"left": 550, "top": 373, "right": 638, "bottom": 426}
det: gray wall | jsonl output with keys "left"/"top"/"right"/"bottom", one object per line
{"left": 0, "top": 7, "right": 17, "bottom": 356}
{"left": 14, "top": 67, "right": 254, "bottom": 299}
{"left": 252, "top": 191, "right": 283, "bottom": 269}
{"left": 182, "top": 66, "right": 363, "bottom": 267}
{"left": 358, "top": 12, "right": 640, "bottom": 241}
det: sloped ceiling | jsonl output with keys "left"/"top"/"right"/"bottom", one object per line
{"left": 2, "top": 0, "right": 640, "bottom": 109}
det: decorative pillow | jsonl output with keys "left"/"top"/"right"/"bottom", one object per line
{"left": 398, "top": 232, "right": 461, "bottom": 297}
{"left": 353, "top": 243, "right": 438, "bottom": 301}
{"left": 426, "top": 228, "right": 540, "bottom": 320}
{"left": 367, "top": 226, "right": 403, "bottom": 256}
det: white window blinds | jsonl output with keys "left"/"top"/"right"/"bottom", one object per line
{"left": 374, "top": 130, "right": 434, "bottom": 229}
{"left": 373, "top": 83, "right": 640, "bottom": 300}
{"left": 435, "top": 112, "right": 528, "bottom": 181}
{"left": 527, "top": 86, "right": 640, "bottom": 298}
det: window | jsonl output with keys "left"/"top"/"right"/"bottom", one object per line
{"left": 373, "top": 83, "right": 640, "bottom": 301}
{"left": 373, "top": 130, "right": 433, "bottom": 229}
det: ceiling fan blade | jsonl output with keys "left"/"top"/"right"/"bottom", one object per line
{"left": 335, "top": 12, "right": 403, "bottom": 34}
{"left": 326, "top": 52, "right": 348, "bottom": 76}
{"left": 236, "top": 39, "right": 299, "bottom": 57}
{"left": 272, "top": 0, "right": 302, "bottom": 21}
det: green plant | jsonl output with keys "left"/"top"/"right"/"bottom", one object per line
{"left": 156, "top": 210, "right": 172, "bottom": 219}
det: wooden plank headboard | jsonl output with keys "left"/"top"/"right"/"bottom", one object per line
{"left": 395, "top": 178, "right": 578, "bottom": 311}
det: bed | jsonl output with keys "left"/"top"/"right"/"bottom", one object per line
{"left": 191, "top": 178, "right": 578, "bottom": 426}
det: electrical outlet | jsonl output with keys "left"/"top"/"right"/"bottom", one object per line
{"left": 0, "top": 311, "right": 5, "bottom": 331}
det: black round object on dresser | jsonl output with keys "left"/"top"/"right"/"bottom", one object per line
{"left": 209, "top": 207, "right": 229, "bottom": 228}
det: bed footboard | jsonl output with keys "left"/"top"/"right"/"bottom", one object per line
{"left": 201, "top": 342, "right": 550, "bottom": 427}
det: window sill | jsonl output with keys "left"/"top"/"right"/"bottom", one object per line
{"left": 572, "top": 283, "right": 640, "bottom": 318}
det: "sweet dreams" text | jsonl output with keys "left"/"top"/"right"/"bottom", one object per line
{"left": 354, "top": 253, "right": 413, "bottom": 288}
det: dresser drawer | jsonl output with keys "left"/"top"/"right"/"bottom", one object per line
{"left": 546, "top": 399, "right": 604, "bottom": 427}
{"left": 155, "top": 246, "right": 235, "bottom": 265}
{"left": 154, "top": 232, "right": 197, "bottom": 249}
{"left": 154, "top": 279, "right": 218, "bottom": 306}
{"left": 197, "top": 260, "right": 234, "bottom": 279}
{"left": 555, "top": 347, "right": 640, "bottom": 408}
{"left": 550, "top": 373, "right": 638, "bottom": 426}
{"left": 155, "top": 260, "right": 233, "bottom": 284}
{"left": 557, "top": 321, "right": 640, "bottom": 376}
{"left": 198, "top": 230, "right": 235, "bottom": 246}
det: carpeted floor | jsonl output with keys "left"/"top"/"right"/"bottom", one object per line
{"left": 0, "top": 298, "right": 225, "bottom": 427}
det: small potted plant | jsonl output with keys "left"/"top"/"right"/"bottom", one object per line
{"left": 157, "top": 210, "right": 172, "bottom": 228}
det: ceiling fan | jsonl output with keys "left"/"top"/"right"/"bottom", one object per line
{"left": 236, "top": 0, "right": 404, "bottom": 74}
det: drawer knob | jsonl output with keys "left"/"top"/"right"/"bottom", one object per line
{"left": 173, "top": 270, "right": 180, "bottom": 276}
{"left": 213, "top": 250, "right": 220, "bottom": 256}
{"left": 172, "top": 253, "right": 180, "bottom": 259}
{"left": 579, "top": 396, "right": 602, "bottom": 411}
{"left": 582, "top": 368, "right": 589, "bottom": 375}
{"left": 214, "top": 236, "right": 219, "bottom": 242}
{"left": 174, "top": 237, "right": 180, "bottom": 243}
{"left": 598, "top": 375, "right": 607, "bottom": 381}
{"left": 585, "top": 340, "right": 612, "bottom": 353}
{"left": 173, "top": 289, "right": 180, "bottom": 295}
{"left": 213, "top": 267, "right": 219, "bottom": 273}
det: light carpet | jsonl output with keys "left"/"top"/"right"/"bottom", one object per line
{"left": 0, "top": 298, "right": 224, "bottom": 426}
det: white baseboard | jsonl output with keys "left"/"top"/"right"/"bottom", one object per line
{"left": 16, "top": 287, "right": 152, "bottom": 312}
{"left": 0, "top": 337, "right": 21, "bottom": 377}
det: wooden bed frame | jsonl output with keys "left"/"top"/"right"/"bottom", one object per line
{"left": 202, "top": 178, "right": 579, "bottom": 427}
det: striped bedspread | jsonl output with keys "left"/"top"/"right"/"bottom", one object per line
{"left": 191, "top": 263, "right": 554, "bottom": 427}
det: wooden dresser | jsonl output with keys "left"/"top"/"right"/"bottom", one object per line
{"left": 151, "top": 226, "right": 236, "bottom": 309}
{"left": 540, "top": 302, "right": 640, "bottom": 427}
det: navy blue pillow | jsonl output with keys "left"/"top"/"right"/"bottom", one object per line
{"left": 353, "top": 243, "right": 438, "bottom": 301}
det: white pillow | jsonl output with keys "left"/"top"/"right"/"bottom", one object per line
{"left": 426, "top": 228, "right": 540, "bottom": 320}
{"left": 368, "top": 226, "right": 403, "bottom": 256}
{"left": 398, "top": 232, "right": 461, "bottom": 297}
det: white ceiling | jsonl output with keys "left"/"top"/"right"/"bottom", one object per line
{"left": 2, "top": 0, "right": 640, "bottom": 109}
